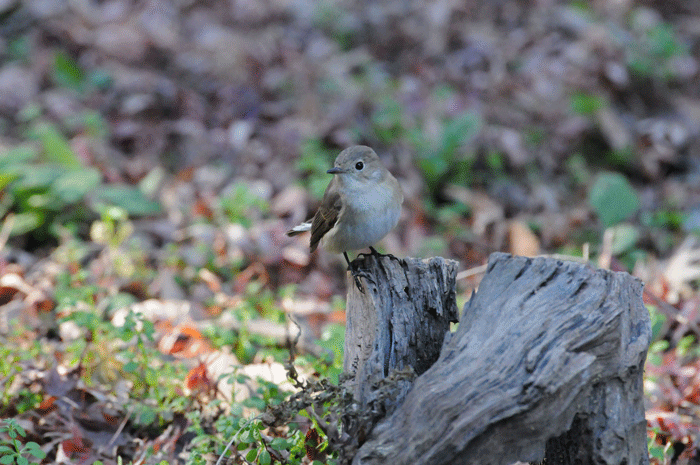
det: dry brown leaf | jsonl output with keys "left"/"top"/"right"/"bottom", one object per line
{"left": 507, "top": 220, "right": 540, "bottom": 257}
{"left": 663, "top": 237, "right": 700, "bottom": 304}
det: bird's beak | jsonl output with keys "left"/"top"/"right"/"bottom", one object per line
{"left": 327, "top": 167, "right": 344, "bottom": 174}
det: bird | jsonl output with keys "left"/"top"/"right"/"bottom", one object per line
{"left": 287, "top": 145, "right": 403, "bottom": 290}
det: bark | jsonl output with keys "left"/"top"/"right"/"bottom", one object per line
{"left": 345, "top": 253, "right": 650, "bottom": 465}
{"left": 342, "top": 253, "right": 459, "bottom": 441}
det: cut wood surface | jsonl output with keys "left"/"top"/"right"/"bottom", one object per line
{"left": 348, "top": 253, "right": 651, "bottom": 465}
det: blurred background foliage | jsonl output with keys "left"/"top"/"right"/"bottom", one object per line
{"left": 1, "top": 0, "right": 700, "bottom": 463}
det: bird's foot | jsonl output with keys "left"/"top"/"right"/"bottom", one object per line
{"left": 367, "top": 246, "right": 400, "bottom": 261}
{"left": 344, "top": 252, "right": 375, "bottom": 293}
{"left": 349, "top": 264, "right": 368, "bottom": 293}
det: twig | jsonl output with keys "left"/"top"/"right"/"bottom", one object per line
{"left": 0, "top": 213, "right": 14, "bottom": 253}
{"left": 106, "top": 406, "right": 133, "bottom": 450}
{"left": 645, "top": 290, "right": 700, "bottom": 341}
{"left": 216, "top": 416, "right": 261, "bottom": 465}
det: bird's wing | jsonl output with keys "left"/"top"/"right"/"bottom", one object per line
{"left": 286, "top": 222, "right": 311, "bottom": 236}
{"left": 310, "top": 181, "right": 342, "bottom": 252}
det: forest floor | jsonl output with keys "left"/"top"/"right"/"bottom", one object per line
{"left": 1, "top": 0, "right": 700, "bottom": 463}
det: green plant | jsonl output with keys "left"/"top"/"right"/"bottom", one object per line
{"left": 674, "top": 334, "right": 699, "bottom": 358}
{"left": 372, "top": 96, "right": 406, "bottom": 145}
{"left": 570, "top": 92, "right": 605, "bottom": 116}
{"left": 410, "top": 110, "right": 482, "bottom": 194}
{"left": 296, "top": 138, "right": 338, "bottom": 200}
{"left": 313, "top": 2, "right": 356, "bottom": 51}
{"left": 647, "top": 427, "right": 674, "bottom": 463}
{"left": 51, "top": 50, "right": 113, "bottom": 93}
{"left": 0, "top": 419, "right": 46, "bottom": 465}
{"left": 627, "top": 16, "right": 688, "bottom": 81}
{"left": 220, "top": 182, "right": 270, "bottom": 228}
{"left": 89, "top": 206, "right": 138, "bottom": 278}
{"left": 313, "top": 322, "right": 346, "bottom": 383}
{"left": 0, "top": 345, "right": 21, "bottom": 410}
{"left": 588, "top": 172, "right": 639, "bottom": 228}
{"left": 52, "top": 51, "right": 86, "bottom": 92}
{"left": 7, "top": 36, "right": 31, "bottom": 63}
{"left": 646, "top": 339, "right": 669, "bottom": 367}
{"left": 565, "top": 153, "right": 592, "bottom": 186}
{"left": 92, "top": 184, "right": 161, "bottom": 217}
{"left": 1, "top": 127, "right": 159, "bottom": 241}
{"left": 0, "top": 142, "right": 96, "bottom": 237}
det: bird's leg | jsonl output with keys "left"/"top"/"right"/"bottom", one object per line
{"left": 344, "top": 251, "right": 365, "bottom": 293}
{"left": 368, "top": 246, "right": 399, "bottom": 261}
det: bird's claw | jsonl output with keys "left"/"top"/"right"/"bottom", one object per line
{"left": 350, "top": 260, "right": 380, "bottom": 293}
{"left": 367, "top": 246, "right": 400, "bottom": 261}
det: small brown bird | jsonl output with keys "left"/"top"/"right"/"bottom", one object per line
{"left": 287, "top": 145, "right": 403, "bottom": 289}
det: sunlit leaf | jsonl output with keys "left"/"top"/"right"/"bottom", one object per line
{"left": 30, "top": 122, "right": 81, "bottom": 169}
{"left": 0, "top": 144, "right": 38, "bottom": 167}
{"left": 52, "top": 51, "right": 86, "bottom": 91}
{"left": 10, "top": 211, "right": 44, "bottom": 235}
{"left": 608, "top": 223, "right": 639, "bottom": 255}
{"left": 93, "top": 185, "right": 161, "bottom": 216}
{"left": 570, "top": 92, "right": 604, "bottom": 115}
{"left": 12, "top": 164, "right": 65, "bottom": 191}
{"left": 52, "top": 168, "right": 101, "bottom": 204}
{"left": 588, "top": 172, "right": 639, "bottom": 227}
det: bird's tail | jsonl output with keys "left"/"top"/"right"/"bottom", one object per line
{"left": 286, "top": 222, "right": 312, "bottom": 236}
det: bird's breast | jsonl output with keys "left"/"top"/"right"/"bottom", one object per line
{"left": 321, "top": 182, "right": 401, "bottom": 252}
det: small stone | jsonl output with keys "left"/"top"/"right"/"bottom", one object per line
{"left": 228, "top": 120, "right": 254, "bottom": 150}
{"left": 95, "top": 22, "right": 147, "bottom": 62}
{"left": 0, "top": 65, "right": 38, "bottom": 111}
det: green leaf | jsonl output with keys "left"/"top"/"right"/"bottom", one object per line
{"left": 93, "top": 185, "right": 161, "bottom": 216}
{"left": 439, "top": 111, "right": 481, "bottom": 155}
{"left": 27, "top": 192, "right": 64, "bottom": 210}
{"left": 269, "top": 437, "right": 294, "bottom": 451}
{"left": 13, "top": 164, "right": 65, "bottom": 191}
{"left": 88, "top": 69, "right": 113, "bottom": 90}
{"left": 570, "top": 92, "right": 604, "bottom": 115}
{"left": 138, "top": 408, "right": 156, "bottom": 425}
{"left": 650, "top": 340, "right": 669, "bottom": 353}
{"left": 0, "top": 445, "right": 12, "bottom": 454}
{"left": 418, "top": 155, "right": 450, "bottom": 186}
{"left": 123, "top": 361, "right": 138, "bottom": 373}
{"left": 647, "top": 23, "right": 679, "bottom": 59}
{"left": 0, "top": 456, "right": 16, "bottom": 465}
{"left": 608, "top": 223, "right": 639, "bottom": 255}
{"left": 676, "top": 335, "right": 695, "bottom": 357}
{"left": 24, "top": 442, "right": 45, "bottom": 459}
{"left": 238, "top": 430, "right": 253, "bottom": 445}
{"left": 10, "top": 212, "right": 44, "bottom": 235}
{"left": 8, "top": 36, "right": 31, "bottom": 61}
{"left": 0, "top": 144, "right": 38, "bottom": 167}
{"left": 648, "top": 305, "right": 666, "bottom": 341}
{"left": 51, "top": 168, "right": 101, "bottom": 204}
{"left": 259, "top": 449, "right": 271, "bottom": 465}
{"left": 30, "top": 123, "right": 81, "bottom": 169}
{"left": 588, "top": 172, "right": 639, "bottom": 227}
{"left": 0, "top": 172, "right": 18, "bottom": 191}
{"left": 245, "top": 449, "right": 258, "bottom": 462}
{"left": 52, "top": 51, "right": 86, "bottom": 91}
{"left": 17, "top": 455, "right": 28, "bottom": 465}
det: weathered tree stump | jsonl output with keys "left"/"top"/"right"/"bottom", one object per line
{"left": 342, "top": 254, "right": 459, "bottom": 441}
{"left": 343, "top": 252, "right": 651, "bottom": 465}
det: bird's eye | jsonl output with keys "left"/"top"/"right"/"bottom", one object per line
{"left": 355, "top": 161, "right": 364, "bottom": 170}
